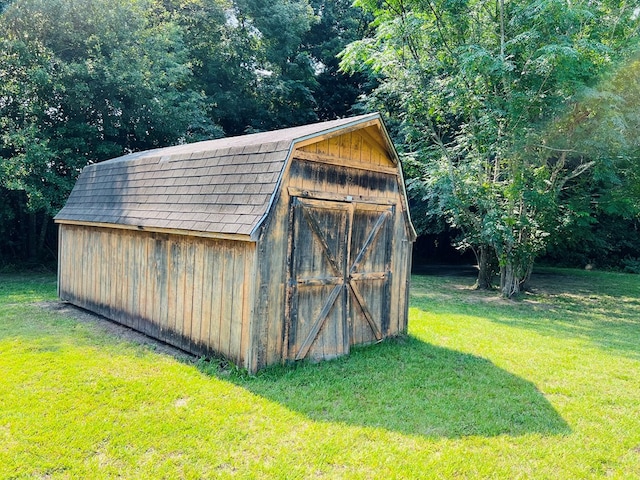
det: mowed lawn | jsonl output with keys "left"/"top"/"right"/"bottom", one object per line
{"left": 1, "top": 268, "right": 639, "bottom": 479}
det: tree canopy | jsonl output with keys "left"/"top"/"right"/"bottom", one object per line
{"left": 0, "top": 0, "right": 365, "bottom": 263}
{"left": 1, "top": 0, "right": 639, "bottom": 284}
{"left": 341, "top": 0, "right": 640, "bottom": 295}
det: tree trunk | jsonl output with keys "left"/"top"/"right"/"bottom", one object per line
{"left": 474, "top": 244, "right": 496, "bottom": 290}
{"left": 500, "top": 261, "right": 534, "bottom": 298}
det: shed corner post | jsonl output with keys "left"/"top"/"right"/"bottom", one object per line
{"left": 57, "top": 223, "right": 62, "bottom": 299}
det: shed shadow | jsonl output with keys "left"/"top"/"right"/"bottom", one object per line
{"left": 230, "top": 336, "right": 570, "bottom": 438}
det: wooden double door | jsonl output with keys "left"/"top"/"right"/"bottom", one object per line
{"left": 286, "top": 196, "right": 394, "bottom": 362}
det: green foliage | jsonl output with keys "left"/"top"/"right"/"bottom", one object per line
{"left": 622, "top": 257, "right": 640, "bottom": 274}
{"left": 342, "top": 0, "right": 640, "bottom": 296}
{"left": 175, "top": 0, "right": 319, "bottom": 135}
{"left": 0, "top": 0, "right": 220, "bottom": 262}
{"left": 302, "top": 0, "right": 375, "bottom": 120}
{"left": 0, "top": 0, "right": 372, "bottom": 265}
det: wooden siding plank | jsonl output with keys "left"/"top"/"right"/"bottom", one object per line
{"left": 93, "top": 228, "right": 100, "bottom": 306}
{"left": 127, "top": 232, "right": 138, "bottom": 329}
{"left": 55, "top": 220, "right": 254, "bottom": 243}
{"left": 316, "top": 139, "right": 330, "bottom": 155}
{"left": 167, "top": 238, "right": 181, "bottom": 345}
{"left": 292, "top": 118, "right": 381, "bottom": 150}
{"left": 260, "top": 194, "right": 290, "bottom": 367}
{"left": 218, "top": 244, "right": 233, "bottom": 358}
{"left": 120, "top": 232, "right": 131, "bottom": 321}
{"left": 160, "top": 236, "right": 170, "bottom": 336}
{"left": 78, "top": 226, "right": 85, "bottom": 301}
{"left": 112, "top": 232, "right": 123, "bottom": 319}
{"left": 57, "top": 227, "right": 62, "bottom": 298}
{"left": 106, "top": 229, "right": 113, "bottom": 311}
{"left": 134, "top": 232, "right": 147, "bottom": 331}
{"left": 139, "top": 234, "right": 149, "bottom": 334}
{"left": 89, "top": 228, "right": 97, "bottom": 307}
{"left": 240, "top": 244, "right": 253, "bottom": 368}
{"left": 360, "top": 126, "right": 391, "bottom": 165}
{"left": 149, "top": 236, "right": 159, "bottom": 337}
{"left": 191, "top": 241, "right": 205, "bottom": 348}
{"left": 287, "top": 187, "right": 395, "bottom": 205}
{"left": 208, "top": 240, "right": 223, "bottom": 354}
{"left": 74, "top": 226, "right": 82, "bottom": 301}
{"left": 154, "top": 236, "right": 169, "bottom": 338}
{"left": 65, "top": 227, "right": 73, "bottom": 300}
{"left": 174, "top": 237, "right": 186, "bottom": 344}
{"left": 182, "top": 239, "right": 195, "bottom": 350}
{"left": 228, "top": 247, "right": 244, "bottom": 363}
{"left": 360, "top": 137, "right": 373, "bottom": 165}
{"left": 58, "top": 227, "right": 66, "bottom": 298}
{"left": 351, "top": 132, "right": 363, "bottom": 163}
{"left": 146, "top": 235, "right": 158, "bottom": 335}
{"left": 86, "top": 227, "right": 94, "bottom": 306}
{"left": 292, "top": 150, "right": 398, "bottom": 175}
{"left": 199, "top": 241, "right": 214, "bottom": 352}
{"left": 338, "top": 132, "right": 351, "bottom": 161}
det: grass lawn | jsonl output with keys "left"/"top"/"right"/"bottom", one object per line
{"left": 1, "top": 268, "right": 639, "bottom": 479}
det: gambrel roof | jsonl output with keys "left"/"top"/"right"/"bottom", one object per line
{"left": 55, "top": 113, "right": 412, "bottom": 240}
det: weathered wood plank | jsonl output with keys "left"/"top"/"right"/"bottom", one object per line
{"left": 147, "top": 235, "right": 159, "bottom": 335}
{"left": 360, "top": 126, "right": 391, "bottom": 164}
{"left": 174, "top": 238, "right": 186, "bottom": 342}
{"left": 57, "top": 227, "right": 63, "bottom": 298}
{"left": 240, "top": 244, "right": 255, "bottom": 368}
{"left": 287, "top": 187, "right": 395, "bottom": 205}
{"left": 208, "top": 240, "right": 223, "bottom": 354}
{"left": 292, "top": 150, "right": 397, "bottom": 175}
{"left": 182, "top": 240, "right": 195, "bottom": 350}
{"left": 124, "top": 232, "right": 134, "bottom": 321}
{"left": 59, "top": 227, "right": 67, "bottom": 298}
{"left": 338, "top": 132, "right": 351, "bottom": 161}
{"left": 94, "top": 229, "right": 101, "bottom": 306}
{"left": 191, "top": 240, "right": 205, "bottom": 347}
{"left": 316, "top": 138, "right": 330, "bottom": 155}
{"left": 293, "top": 118, "right": 380, "bottom": 150}
{"left": 219, "top": 244, "right": 233, "bottom": 358}
{"left": 166, "top": 238, "right": 179, "bottom": 342}
{"left": 155, "top": 236, "right": 169, "bottom": 337}
{"left": 351, "top": 132, "right": 363, "bottom": 163}
{"left": 112, "top": 231, "right": 123, "bottom": 321}
{"left": 200, "top": 241, "right": 213, "bottom": 351}
{"left": 55, "top": 219, "right": 253, "bottom": 243}
{"left": 228, "top": 247, "right": 244, "bottom": 363}
{"left": 111, "top": 231, "right": 121, "bottom": 319}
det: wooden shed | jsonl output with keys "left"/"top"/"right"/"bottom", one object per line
{"left": 55, "top": 113, "right": 416, "bottom": 372}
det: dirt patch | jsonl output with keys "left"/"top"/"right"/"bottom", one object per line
{"left": 36, "top": 301, "right": 195, "bottom": 362}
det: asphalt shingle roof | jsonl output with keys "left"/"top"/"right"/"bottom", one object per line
{"left": 55, "top": 113, "right": 381, "bottom": 238}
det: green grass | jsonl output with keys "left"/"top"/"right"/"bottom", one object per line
{"left": 1, "top": 268, "right": 639, "bottom": 478}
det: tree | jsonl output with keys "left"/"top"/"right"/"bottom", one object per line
{"left": 341, "top": 0, "right": 640, "bottom": 296}
{"left": 0, "top": 0, "right": 219, "bottom": 262}
{"left": 169, "top": 0, "right": 319, "bottom": 136}
{"left": 302, "top": 0, "right": 375, "bottom": 120}
{"left": 544, "top": 56, "right": 640, "bottom": 271}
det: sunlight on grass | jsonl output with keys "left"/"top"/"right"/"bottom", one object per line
{"left": 1, "top": 269, "right": 639, "bottom": 478}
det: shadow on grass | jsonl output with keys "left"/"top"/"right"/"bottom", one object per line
{"left": 411, "top": 270, "right": 640, "bottom": 361}
{"left": 500, "top": 270, "right": 640, "bottom": 360}
{"left": 231, "top": 335, "right": 570, "bottom": 439}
